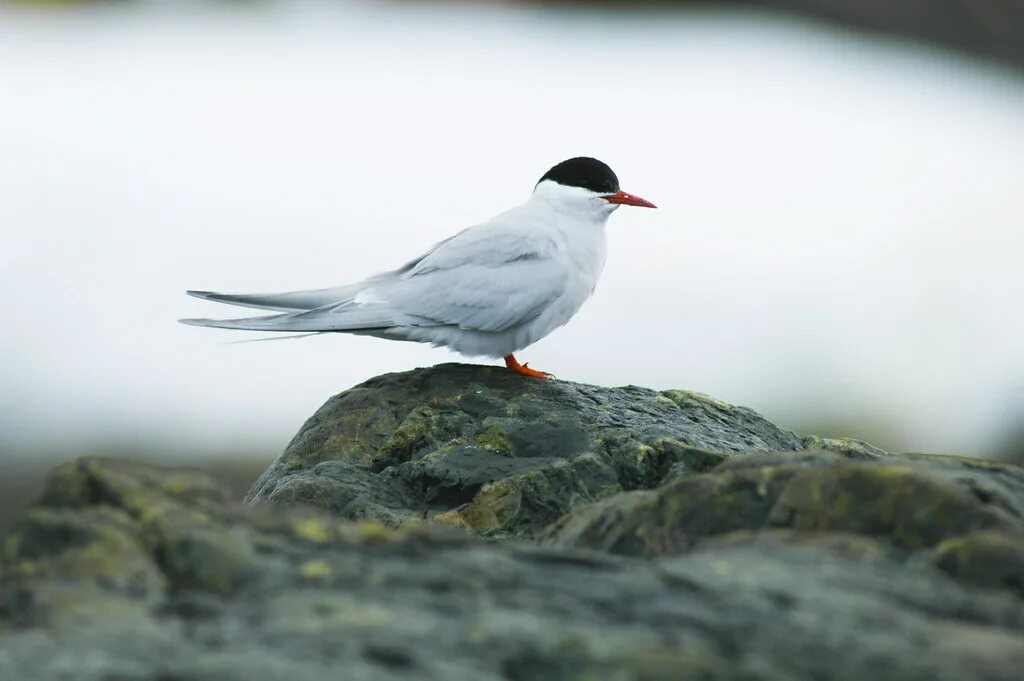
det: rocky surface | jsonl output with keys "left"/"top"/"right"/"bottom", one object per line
{"left": 3, "top": 364, "right": 1024, "bottom": 680}
{"left": 246, "top": 364, "right": 879, "bottom": 537}
{"left": 544, "top": 452, "right": 1024, "bottom": 562}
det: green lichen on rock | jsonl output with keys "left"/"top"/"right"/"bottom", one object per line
{"left": 920, "top": 530, "right": 1024, "bottom": 597}
{"left": 768, "top": 461, "right": 1021, "bottom": 549}
{"left": 544, "top": 452, "right": 1024, "bottom": 558}
{"left": 2, "top": 505, "right": 166, "bottom": 614}
{"left": 3, "top": 456, "right": 1024, "bottom": 681}
{"left": 799, "top": 435, "right": 890, "bottom": 460}
{"left": 246, "top": 363, "right": 807, "bottom": 537}
{"left": 4, "top": 366, "right": 1024, "bottom": 680}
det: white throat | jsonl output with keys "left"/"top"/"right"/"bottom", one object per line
{"left": 531, "top": 179, "right": 618, "bottom": 224}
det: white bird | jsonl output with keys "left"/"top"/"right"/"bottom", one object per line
{"left": 181, "top": 157, "right": 655, "bottom": 378}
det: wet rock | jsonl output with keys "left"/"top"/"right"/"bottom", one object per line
{"left": 246, "top": 364, "right": 818, "bottom": 536}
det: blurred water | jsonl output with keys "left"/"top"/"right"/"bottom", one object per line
{"left": 1, "top": 1, "right": 1023, "bottom": 465}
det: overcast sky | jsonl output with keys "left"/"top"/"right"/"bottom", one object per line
{"left": 2, "top": 2, "right": 1023, "bottom": 463}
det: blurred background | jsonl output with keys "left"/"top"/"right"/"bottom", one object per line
{"left": 2, "top": 0, "right": 1023, "bottom": 529}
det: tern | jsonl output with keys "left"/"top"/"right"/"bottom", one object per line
{"left": 181, "top": 157, "right": 656, "bottom": 378}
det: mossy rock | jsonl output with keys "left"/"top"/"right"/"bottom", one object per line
{"left": 4, "top": 456, "right": 1024, "bottom": 681}
{"left": 543, "top": 452, "right": 1024, "bottom": 557}
{"left": 6, "top": 369, "right": 1024, "bottom": 680}
{"left": 4, "top": 386, "right": 1024, "bottom": 680}
{"left": 918, "top": 530, "right": 1024, "bottom": 597}
{"left": 246, "top": 364, "right": 815, "bottom": 537}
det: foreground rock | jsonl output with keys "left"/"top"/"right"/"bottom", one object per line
{"left": 3, "top": 456, "right": 1024, "bottom": 681}
{"left": 2, "top": 365, "right": 1024, "bottom": 680}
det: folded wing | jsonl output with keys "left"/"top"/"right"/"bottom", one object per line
{"left": 180, "top": 221, "right": 566, "bottom": 334}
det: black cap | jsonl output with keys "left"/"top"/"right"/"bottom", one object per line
{"left": 536, "top": 157, "right": 619, "bottom": 194}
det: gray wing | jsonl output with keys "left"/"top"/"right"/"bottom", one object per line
{"left": 180, "top": 225, "right": 566, "bottom": 334}
{"left": 383, "top": 255, "right": 564, "bottom": 333}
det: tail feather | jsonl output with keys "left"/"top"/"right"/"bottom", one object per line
{"left": 179, "top": 299, "right": 405, "bottom": 333}
{"left": 186, "top": 285, "right": 361, "bottom": 312}
{"left": 224, "top": 332, "right": 324, "bottom": 344}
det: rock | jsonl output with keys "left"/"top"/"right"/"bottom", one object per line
{"left": 3, "top": 456, "right": 1024, "bottom": 681}
{"left": 916, "top": 530, "right": 1024, "bottom": 598}
{"left": 246, "top": 364, "right": 847, "bottom": 537}
{"left": 4, "top": 366, "right": 1024, "bottom": 679}
{"left": 542, "top": 451, "right": 1024, "bottom": 557}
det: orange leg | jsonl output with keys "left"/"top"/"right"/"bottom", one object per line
{"left": 504, "top": 354, "right": 550, "bottom": 379}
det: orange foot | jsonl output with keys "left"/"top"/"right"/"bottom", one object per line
{"left": 504, "top": 354, "right": 551, "bottom": 379}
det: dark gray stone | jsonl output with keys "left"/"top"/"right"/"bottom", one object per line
{"left": 3, "top": 457, "right": 1024, "bottom": 681}
{"left": 543, "top": 450, "right": 1024, "bottom": 557}
{"left": 245, "top": 364, "right": 819, "bottom": 536}
{"left": 5, "top": 367, "right": 1024, "bottom": 680}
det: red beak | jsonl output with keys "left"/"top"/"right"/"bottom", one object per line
{"left": 601, "top": 190, "right": 657, "bottom": 208}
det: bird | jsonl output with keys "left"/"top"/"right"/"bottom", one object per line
{"left": 180, "top": 156, "right": 656, "bottom": 378}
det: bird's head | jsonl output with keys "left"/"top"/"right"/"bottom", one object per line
{"left": 533, "top": 157, "right": 656, "bottom": 219}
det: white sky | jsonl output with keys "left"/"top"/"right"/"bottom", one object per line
{"left": 2, "top": 2, "right": 1023, "bottom": 461}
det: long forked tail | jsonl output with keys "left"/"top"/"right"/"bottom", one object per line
{"left": 180, "top": 297, "right": 403, "bottom": 333}
{"left": 224, "top": 332, "right": 324, "bottom": 344}
{"left": 186, "top": 285, "right": 361, "bottom": 313}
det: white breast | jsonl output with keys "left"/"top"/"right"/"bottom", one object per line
{"left": 513, "top": 214, "right": 608, "bottom": 350}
